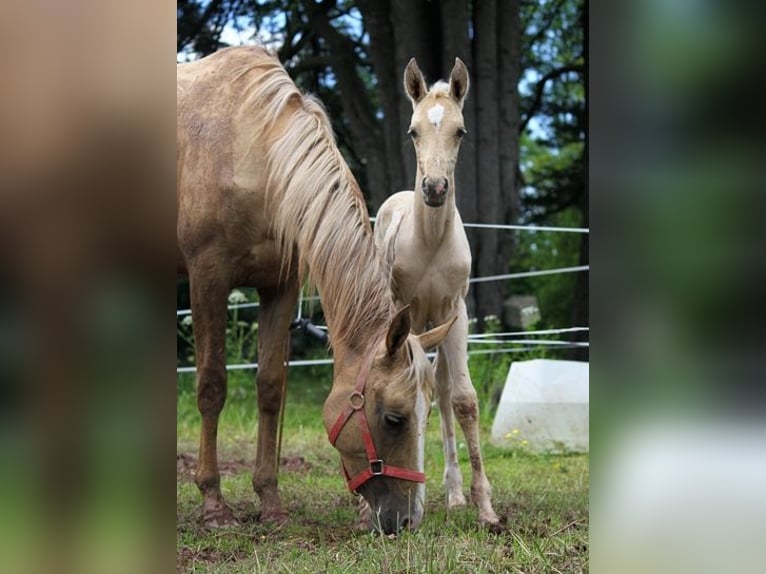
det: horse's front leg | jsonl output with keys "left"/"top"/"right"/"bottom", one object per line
{"left": 252, "top": 283, "right": 298, "bottom": 524}
{"left": 189, "top": 256, "right": 237, "bottom": 527}
{"left": 441, "top": 300, "right": 500, "bottom": 527}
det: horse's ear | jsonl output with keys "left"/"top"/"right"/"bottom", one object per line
{"left": 448, "top": 58, "right": 470, "bottom": 109}
{"left": 404, "top": 58, "right": 427, "bottom": 107}
{"left": 417, "top": 315, "right": 458, "bottom": 351}
{"left": 386, "top": 305, "right": 412, "bottom": 357}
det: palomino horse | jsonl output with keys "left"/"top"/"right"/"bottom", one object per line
{"left": 177, "top": 47, "right": 454, "bottom": 534}
{"left": 374, "top": 58, "right": 500, "bottom": 528}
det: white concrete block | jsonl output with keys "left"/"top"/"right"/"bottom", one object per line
{"left": 491, "top": 359, "right": 589, "bottom": 453}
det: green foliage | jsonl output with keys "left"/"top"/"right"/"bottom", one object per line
{"left": 177, "top": 288, "right": 261, "bottom": 368}
{"left": 519, "top": 0, "right": 586, "bottom": 224}
{"left": 508, "top": 208, "right": 582, "bottom": 329}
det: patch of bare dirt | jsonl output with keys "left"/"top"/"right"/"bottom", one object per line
{"left": 177, "top": 453, "right": 311, "bottom": 483}
{"left": 219, "top": 457, "right": 252, "bottom": 475}
{"left": 281, "top": 455, "right": 311, "bottom": 473}
{"left": 176, "top": 453, "right": 196, "bottom": 482}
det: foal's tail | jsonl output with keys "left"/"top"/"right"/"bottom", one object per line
{"left": 378, "top": 210, "right": 405, "bottom": 299}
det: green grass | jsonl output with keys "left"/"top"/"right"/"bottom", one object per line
{"left": 177, "top": 368, "right": 588, "bottom": 573}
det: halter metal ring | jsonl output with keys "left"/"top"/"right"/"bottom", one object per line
{"left": 370, "top": 459, "right": 384, "bottom": 475}
{"left": 348, "top": 391, "right": 365, "bottom": 410}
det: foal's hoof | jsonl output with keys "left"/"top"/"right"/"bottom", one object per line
{"left": 447, "top": 491, "right": 467, "bottom": 508}
{"left": 479, "top": 512, "right": 506, "bottom": 534}
{"left": 202, "top": 506, "right": 239, "bottom": 528}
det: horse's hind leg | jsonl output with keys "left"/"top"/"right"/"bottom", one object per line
{"left": 188, "top": 257, "right": 236, "bottom": 527}
{"left": 252, "top": 283, "right": 298, "bottom": 524}
{"left": 441, "top": 300, "right": 500, "bottom": 527}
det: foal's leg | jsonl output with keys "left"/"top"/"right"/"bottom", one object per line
{"left": 435, "top": 344, "right": 467, "bottom": 508}
{"left": 189, "top": 257, "right": 236, "bottom": 527}
{"left": 441, "top": 300, "right": 500, "bottom": 526}
{"left": 252, "top": 283, "right": 298, "bottom": 524}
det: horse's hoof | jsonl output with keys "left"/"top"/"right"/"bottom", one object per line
{"left": 202, "top": 506, "right": 239, "bottom": 528}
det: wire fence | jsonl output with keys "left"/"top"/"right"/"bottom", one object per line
{"left": 175, "top": 340, "right": 589, "bottom": 374}
{"left": 176, "top": 220, "right": 589, "bottom": 373}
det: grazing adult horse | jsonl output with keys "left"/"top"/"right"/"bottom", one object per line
{"left": 177, "top": 47, "right": 454, "bottom": 534}
{"left": 374, "top": 58, "right": 500, "bottom": 527}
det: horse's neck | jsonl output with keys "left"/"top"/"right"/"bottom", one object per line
{"left": 302, "top": 221, "right": 393, "bottom": 353}
{"left": 413, "top": 171, "right": 456, "bottom": 247}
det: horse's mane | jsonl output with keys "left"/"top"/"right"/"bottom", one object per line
{"left": 228, "top": 47, "right": 394, "bottom": 351}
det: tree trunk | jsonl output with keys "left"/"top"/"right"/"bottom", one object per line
{"left": 391, "top": 0, "right": 441, "bottom": 188}
{"left": 356, "top": 0, "right": 407, "bottom": 198}
{"left": 570, "top": 0, "right": 589, "bottom": 361}
{"left": 497, "top": 0, "right": 522, "bottom": 299}
{"left": 309, "top": 3, "right": 390, "bottom": 208}
{"left": 472, "top": 0, "right": 502, "bottom": 326}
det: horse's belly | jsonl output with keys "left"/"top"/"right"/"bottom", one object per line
{"left": 232, "top": 239, "right": 294, "bottom": 287}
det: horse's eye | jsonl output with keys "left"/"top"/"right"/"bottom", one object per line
{"left": 407, "top": 127, "right": 418, "bottom": 138}
{"left": 456, "top": 127, "right": 467, "bottom": 138}
{"left": 384, "top": 414, "right": 405, "bottom": 428}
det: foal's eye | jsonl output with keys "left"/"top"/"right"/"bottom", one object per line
{"left": 407, "top": 127, "right": 418, "bottom": 138}
{"left": 456, "top": 127, "right": 467, "bottom": 138}
{"left": 384, "top": 414, "right": 405, "bottom": 428}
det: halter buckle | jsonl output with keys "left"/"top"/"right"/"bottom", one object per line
{"left": 370, "top": 459, "right": 384, "bottom": 475}
{"left": 348, "top": 391, "right": 365, "bottom": 410}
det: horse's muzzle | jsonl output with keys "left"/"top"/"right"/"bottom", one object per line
{"left": 421, "top": 176, "right": 448, "bottom": 207}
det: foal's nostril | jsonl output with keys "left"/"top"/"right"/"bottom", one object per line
{"left": 400, "top": 517, "right": 411, "bottom": 530}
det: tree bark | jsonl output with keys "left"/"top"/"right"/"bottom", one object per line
{"left": 570, "top": 0, "right": 589, "bottom": 361}
{"left": 472, "top": 0, "right": 502, "bottom": 325}
{"left": 357, "top": 0, "right": 408, "bottom": 196}
{"left": 497, "top": 0, "right": 522, "bottom": 289}
{"left": 308, "top": 2, "right": 390, "bottom": 208}
{"left": 390, "top": 0, "right": 441, "bottom": 188}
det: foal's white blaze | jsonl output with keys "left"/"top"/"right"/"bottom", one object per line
{"left": 427, "top": 104, "right": 444, "bottom": 130}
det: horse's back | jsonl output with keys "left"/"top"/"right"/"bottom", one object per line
{"left": 374, "top": 191, "right": 413, "bottom": 246}
{"left": 177, "top": 46, "right": 277, "bottom": 96}
{"left": 176, "top": 47, "right": 291, "bottom": 287}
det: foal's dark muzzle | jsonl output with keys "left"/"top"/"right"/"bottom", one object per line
{"left": 421, "top": 176, "right": 449, "bottom": 207}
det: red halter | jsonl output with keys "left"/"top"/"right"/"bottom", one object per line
{"left": 327, "top": 350, "right": 426, "bottom": 493}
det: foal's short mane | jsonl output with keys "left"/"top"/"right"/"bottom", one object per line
{"left": 229, "top": 47, "right": 394, "bottom": 351}
{"left": 429, "top": 80, "right": 450, "bottom": 96}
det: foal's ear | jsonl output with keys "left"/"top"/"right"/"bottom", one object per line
{"left": 448, "top": 58, "right": 470, "bottom": 109}
{"left": 417, "top": 315, "right": 458, "bottom": 351}
{"left": 386, "top": 305, "right": 412, "bottom": 357}
{"left": 404, "top": 58, "right": 427, "bottom": 107}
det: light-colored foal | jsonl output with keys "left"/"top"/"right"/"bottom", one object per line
{"left": 374, "top": 57, "right": 500, "bottom": 527}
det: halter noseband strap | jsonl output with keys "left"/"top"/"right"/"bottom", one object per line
{"left": 327, "top": 350, "right": 426, "bottom": 493}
